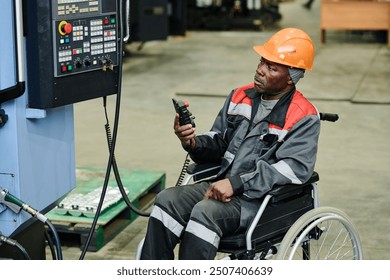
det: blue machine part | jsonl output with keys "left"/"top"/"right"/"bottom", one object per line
{"left": 0, "top": 0, "right": 76, "bottom": 236}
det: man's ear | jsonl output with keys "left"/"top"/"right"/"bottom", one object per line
{"left": 287, "top": 79, "right": 294, "bottom": 85}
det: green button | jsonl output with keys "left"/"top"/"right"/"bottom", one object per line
{"left": 67, "top": 65, "right": 73, "bottom": 71}
{"left": 111, "top": 18, "right": 115, "bottom": 24}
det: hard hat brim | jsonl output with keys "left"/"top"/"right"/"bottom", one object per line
{"left": 253, "top": 45, "right": 313, "bottom": 71}
{"left": 253, "top": 45, "right": 284, "bottom": 65}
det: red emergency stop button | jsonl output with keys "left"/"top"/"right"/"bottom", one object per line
{"left": 63, "top": 23, "right": 72, "bottom": 34}
{"left": 58, "top": 21, "right": 73, "bottom": 35}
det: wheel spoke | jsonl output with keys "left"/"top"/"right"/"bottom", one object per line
{"left": 276, "top": 207, "right": 363, "bottom": 260}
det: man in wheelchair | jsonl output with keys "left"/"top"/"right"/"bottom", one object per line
{"left": 140, "top": 28, "right": 320, "bottom": 260}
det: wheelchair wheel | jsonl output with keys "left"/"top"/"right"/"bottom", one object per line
{"left": 276, "top": 206, "right": 363, "bottom": 260}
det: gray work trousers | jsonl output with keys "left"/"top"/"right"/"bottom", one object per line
{"left": 140, "top": 181, "right": 241, "bottom": 260}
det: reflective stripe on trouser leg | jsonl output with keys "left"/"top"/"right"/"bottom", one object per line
{"left": 179, "top": 197, "right": 241, "bottom": 260}
{"left": 150, "top": 205, "right": 184, "bottom": 237}
{"left": 140, "top": 182, "right": 210, "bottom": 259}
{"left": 140, "top": 214, "right": 180, "bottom": 259}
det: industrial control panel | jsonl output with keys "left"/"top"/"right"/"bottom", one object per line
{"left": 53, "top": 0, "right": 118, "bottom": 77}
{"left": 25, "top": 0, "right": 120, "bottom": 108}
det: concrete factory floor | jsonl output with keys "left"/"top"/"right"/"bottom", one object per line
{"left": 53, "top": 1, "right": 390, "bottom": 260}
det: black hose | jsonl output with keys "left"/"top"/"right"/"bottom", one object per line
{"left": 104, "top": 118, "right": 151, "bottom": 217}
{"left": 45, "top": 220, "right": 63, "bottom": 260}
{"left": 79, "top": 0, "right": 125, "bottom": 260}
{"left": 14, "top": 242, "right": 31, "bottom": 260}
{"left": 0, "top": 232, "right": 31, "bottom": 260}
{"left": 44, "top": 227, "right": 57, "bottom": 260}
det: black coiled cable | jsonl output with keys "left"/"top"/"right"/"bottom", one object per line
{"left": 103, "top": 99, "right": 151, "bottom": 217}
{"left": 79, "top": 0, "right": 125, "bottom": 260}
{"left": 175, "top": 153, "right": 191, "bottom": 187}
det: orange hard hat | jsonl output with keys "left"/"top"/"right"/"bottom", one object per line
{"left": 253, "top": 28, "right": 314, "bottom": 70}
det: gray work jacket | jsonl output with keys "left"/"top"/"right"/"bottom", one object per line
{"left": 189, "top": 83, "right": 321, "bottom": 228}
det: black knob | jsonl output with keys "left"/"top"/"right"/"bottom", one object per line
{"left": 75, "top": 59, "right": 82, "bottom": 68}
{"left": 84, "top": 58, "right": 91, "bottom": 67}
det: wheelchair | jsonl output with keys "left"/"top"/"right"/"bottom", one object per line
{"left": 135, "top": 113, "right": 363, "bottom": 260}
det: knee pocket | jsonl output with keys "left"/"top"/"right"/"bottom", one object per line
{"left": 190, "top": 199, "right": 223, "bottom": 221}
{"left": 190, "top": 198, "right": 241, "bottom": 235}
{"left": 155, "top": 187, "right": 178, "bottom": 206}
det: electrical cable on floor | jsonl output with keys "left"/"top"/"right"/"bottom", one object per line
{"left": 103, "top": 98, "right": 151, "bottom": 217}
{"left": 44, "top": 227, "right": 57, "bottom": 260}
{"left": 45, "top": 219, "right": 62, "bottom": 260}
{"left": 79, "top": 0, "right": 125, "bottom": 260}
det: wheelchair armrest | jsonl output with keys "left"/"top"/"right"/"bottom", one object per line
{"left": 268, "top": 171, "right": 319, "bottom": 203}
{"left": 186, "top": 163, "right": 221, "bottom": 182}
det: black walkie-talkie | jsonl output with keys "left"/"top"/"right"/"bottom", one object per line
{"left": 172, "top": 98, "right": 196, "bottom": 187}
{"left": 172, "top": 98, "right": 196, "bottom": 127}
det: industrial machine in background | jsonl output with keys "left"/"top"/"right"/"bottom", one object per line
{"left": 186, "top": 0, "right": 282, "bottom": 31}
{"left": 127, "top": 0, "right": 282, "bottom": 48}
{"left": 130, "top": 0, "right": 187, "bottom": 43}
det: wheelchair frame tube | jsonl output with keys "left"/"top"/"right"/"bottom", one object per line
{"left": 245, "top": 194, "right": 273, "bottom": 251}
{"left": 312, "top": 182, "right": 319, "bottom": 208}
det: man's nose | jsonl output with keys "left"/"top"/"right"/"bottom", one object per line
{"left": 256, "top": 64, "right": 264, "bottom": 75}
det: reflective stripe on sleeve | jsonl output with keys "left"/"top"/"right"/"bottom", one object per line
{"left": 202, "top": 131, "right": 218, "bottom": 139}
{"left": 224, "top": 150, "right": 235, "bottom": 164}
{"left": 272, "top": 160, "right": 302, "bottom": 184}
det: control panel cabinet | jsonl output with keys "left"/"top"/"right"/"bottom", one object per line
{"left": 25, "top": 0, "right": 120, "bottom": 108}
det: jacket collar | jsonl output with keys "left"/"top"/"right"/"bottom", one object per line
{"left": 243, "top": 87, "right": 259, "bottom": 99}
{"left": 264, "top": 87, "right": 296, "bottom": 128}
{"left": 243, "top": 86, "right": 296, "bottom": 128}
